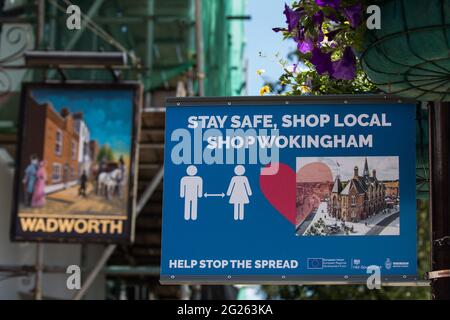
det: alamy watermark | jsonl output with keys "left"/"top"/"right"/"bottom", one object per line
{"left": 66, "top": 5, "right": 81, "bottom": 30}
{"left": 66, "top": 265, "right": 81, "bottom": 290}
{"left": 367, "top": 5, "right": 382, "bottom": 30}
{"left": 366, "top": 265, "right": 382, "bottom": 290}
{"left": 64, "top": 4, "right": 382, "bottom": 31}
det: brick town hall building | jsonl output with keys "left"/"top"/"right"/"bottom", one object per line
{"left": 329, "top": 158, "right": 386, "bottom": 222}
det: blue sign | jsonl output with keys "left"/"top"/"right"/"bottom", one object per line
{"left": 161, "top": 97, "right": 417, "bottom": 284}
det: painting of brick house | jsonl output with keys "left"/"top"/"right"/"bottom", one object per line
{"left": 21, "top": 99, "right": 80, "bottom": 191}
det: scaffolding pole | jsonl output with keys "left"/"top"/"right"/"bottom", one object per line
{"left": 35, "top": 0, "right": 45, "bottom": 49}
{"left": 194, "top": 0, "right": 205, "bottom": 97}
{"left": 34, "top": 243, "right": 44, "bottom": 300}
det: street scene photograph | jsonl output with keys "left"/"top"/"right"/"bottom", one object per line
{"left": 295, "top": 156, "right": 400, "bottom": 236}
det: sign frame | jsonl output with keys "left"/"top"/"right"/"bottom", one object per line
{"left": 160, "top": 94, "right": 419, "bottom": 285}
{"left": 10, "top": 81, "right": 142, "bottom": 244}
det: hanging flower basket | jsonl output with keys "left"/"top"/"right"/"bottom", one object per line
{"left": 361, "top": 0, "right": 450, "bottom": 101}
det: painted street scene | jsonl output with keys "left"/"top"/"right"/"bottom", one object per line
{"left": 296, "top": 157, "right": 400, "bottom": 236}
{"left": 18, "top": 89, "right": 133, "bottom": 217}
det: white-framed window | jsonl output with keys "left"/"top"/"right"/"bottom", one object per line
{"left": 352, "top": 210, "right": 356, "bottom": 218}
{"left": 71, "top": 140, "right": 77, "bottom": 160}
{"left": 351, "top": 195, "right": 356, "bottom": 205}
{"left": 52, "top": 163, "right": 62, "bottom": 182}
{"left": 55, "top": 129, "right": 63, "bottom": 156}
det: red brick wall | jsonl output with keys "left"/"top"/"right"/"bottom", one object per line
{"left": 42, "top": 105, "right": 79, "bottom": 185}
{"left": 20, "top": 98, "right": 46, "bottom": 178}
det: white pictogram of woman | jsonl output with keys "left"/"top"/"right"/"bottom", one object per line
{"left": 226, "top": 165, "right": 252, "bottom": 221}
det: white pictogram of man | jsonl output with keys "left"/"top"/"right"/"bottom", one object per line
{"left": 180, "top": 165, "right": 203, "bottom": 221}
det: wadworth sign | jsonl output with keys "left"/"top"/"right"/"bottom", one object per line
{"left": 160, "top": 96, "right": 417, "bottom": 284}
{"left": 11, "top": 83, "right": 141, "bottom": 243}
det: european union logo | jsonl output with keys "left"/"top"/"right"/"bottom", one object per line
{"left": 307, "top": 258, "right": 323, "bottom": 269}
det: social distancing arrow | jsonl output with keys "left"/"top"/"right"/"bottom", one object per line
{"left": 204, "top": 193, "right": 225, "bottom": 198}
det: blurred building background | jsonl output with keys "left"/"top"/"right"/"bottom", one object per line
{"left": 0, "top": 0, "right": 248, "bottom": 300}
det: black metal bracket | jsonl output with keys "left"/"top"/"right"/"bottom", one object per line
{"left": 109, "top": 68, "right": 122, "bottom": 83}
{"left": 43, "top": 67, "right": 68, "bottom": 82}
{"left": 433, "top": 236, "right": 450, "bottom": 248}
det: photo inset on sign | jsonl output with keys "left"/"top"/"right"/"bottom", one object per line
{"left": 295, "top": 156, "right": 400, "bottom": 236}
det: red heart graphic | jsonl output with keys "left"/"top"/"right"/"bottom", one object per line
{"left": 259, "top": 163, "right": 296, "bottom": 225}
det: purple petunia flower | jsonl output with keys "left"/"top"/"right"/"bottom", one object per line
{"left": 294, "top": 28, "right": 315, "bottom": 54}
{"left": 315, "top": 0, "right": 341, "bottom": 9}
{"left": 317, "top": 28, "right": 325, "bottom": 43}
{"left": 283, "top": 4, "right": 302, "bottom": 32}
{"left": 298, "top": 38, "right": 315, "bottom": 54}
{"left": 343, "top": 3, "right": 363, "bottom": 28}
{"left": 312, "top": 10, "right": 324, "bottom": 26}
{"left": 311, "top": 47, "right": 333, "bottom": 75}
{"left": 331, "top": 47, "right": 356, "bottom": 80}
